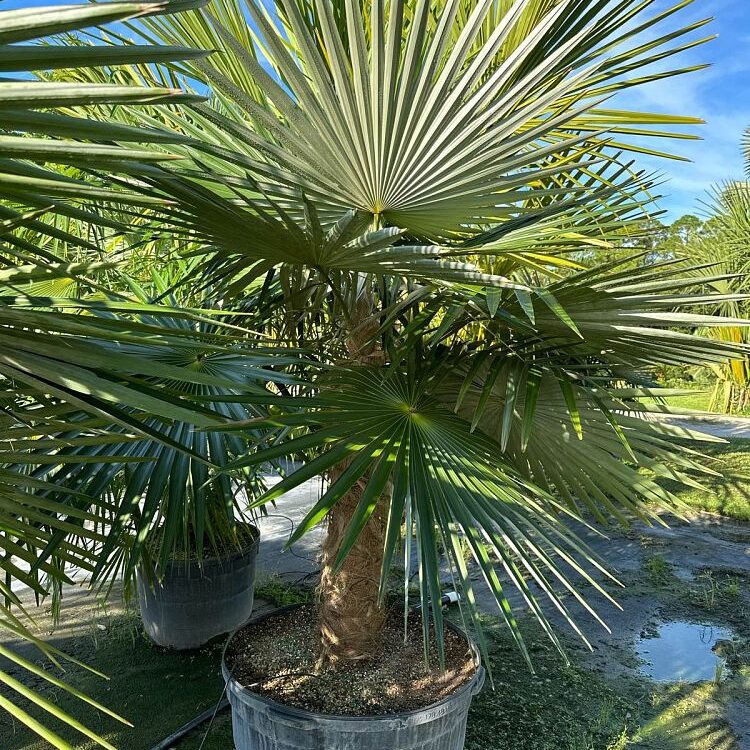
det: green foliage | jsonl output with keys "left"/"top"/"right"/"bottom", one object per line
{"left": 690, "top": 571, "right": 742, "bottom": 612}
{"left": 255, "top": 576, "right": 315, "bottom": 607}
{"left": 1, "top": 0, "right": 749, "bottom": 744}
{"left": 644, "top": 554, "right": 672, "bottom": 586}
{"left": 671, "top": 129, "right": 750, "bottom": 414}
{"left": 656, "top": 438, "right": 750, "bottom": 522}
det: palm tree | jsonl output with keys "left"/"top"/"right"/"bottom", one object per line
{"left": 0, "top": 247, "right": 279, "bottom": 747}
{"left": 680, "top": 128, "right": 750, "bottom": 413}
{"left": 3, "top": 0, "right": 749, "bottom": 742}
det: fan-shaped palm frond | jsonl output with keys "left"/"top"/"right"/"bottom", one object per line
{"left": 122, "top": 0, "right": 708, "bottom": 236}
{"left": 2, "top": 0, "right": 749, "bottom": 737}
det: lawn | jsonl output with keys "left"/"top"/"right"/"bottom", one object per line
{"left": 648, "top": 387, "right": 750, "bottom": 417}
{"left": 656, "top": 390, "right": 714, "bottom": 413}
{"left": 657, "top": 438, "right": 750, "bottom": 522}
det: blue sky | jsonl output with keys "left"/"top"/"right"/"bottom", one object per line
{"left": 616, "top": 0, "right": 750, "bottom": 221}
{"left": 4, "top": 0, "right": 749, "bottom": 222}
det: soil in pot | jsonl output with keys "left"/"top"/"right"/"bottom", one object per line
{"left": 147, "top": 520, "right": 259, "bottom": 564}
{"left": 223, "top": 604, "right": 476, "bottom": 716}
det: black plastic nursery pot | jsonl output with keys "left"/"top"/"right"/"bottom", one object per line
{"left": 221, "top": 605, "right": 485, "bottom": 750}
{"left": 136, "top": 526, "right": 260, "bottom": 650}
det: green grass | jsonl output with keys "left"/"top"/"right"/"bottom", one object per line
{"left": 254, "top": 574, "right": 315, "bottom": 607}
{"left": 656, "top": 390, "right": 714, "bottom": 413}
{"left": 635, "top": 682, "right": 741, "bottom": 749}
{"left": 464, "top": 622, "right": 640, "bottom": 750}
{"left": 647, "top": 385, "right": 750, "bottom": 416}
{"left": 0, "top": 611, "right": 226, "bottom": 749}
{"left": 643, "top": 554, "right": 673, "bottom": 586}
{"left": 657, "top": 438, "right": 750, "bottom": 522}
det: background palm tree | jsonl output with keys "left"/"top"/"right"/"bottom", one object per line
{"left": 677, "top": 127, "right": 750, "bottom": 413}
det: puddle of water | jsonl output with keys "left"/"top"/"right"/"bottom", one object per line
{"left": 636, "top": 621, "right": 736, "bottom": 683}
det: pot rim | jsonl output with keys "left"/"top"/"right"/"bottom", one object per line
{"left": 142, "top": 522, "right": 261, "bottom": 573}
{"left": 221, "top": 603, "right": 485, "bottom": 723}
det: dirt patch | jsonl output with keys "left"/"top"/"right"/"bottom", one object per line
{"left": 224, "top": 604, "right": 476, "bottom": 715}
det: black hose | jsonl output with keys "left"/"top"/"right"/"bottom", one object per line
{"left": 149, "top": 698, "right": 230, "bottom": 750}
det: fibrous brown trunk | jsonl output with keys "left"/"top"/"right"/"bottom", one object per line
{"left": 318, "top": 465, "right": 389, "bottom": 663}
{"left": 318, "top": 293, "right": 389, "bottom": 664}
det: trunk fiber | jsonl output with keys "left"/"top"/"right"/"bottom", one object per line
{"left": 318, "top": 464, "right": 389, "bottom": 663}
{"left": 318, "top": 291, "right": 388, "bottom": 663}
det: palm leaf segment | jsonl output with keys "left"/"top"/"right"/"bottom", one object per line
{"left": 0, "top": 5, "right": 282, "bottom": 745}
{"left": 133, "top": 0, "right": 709, "bottom": 241}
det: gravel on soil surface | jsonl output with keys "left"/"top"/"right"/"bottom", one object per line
{"left": 224, "top": 604, "right": 476, "bottom": 716}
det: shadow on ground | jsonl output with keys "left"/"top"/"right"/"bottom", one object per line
{"left": 2, "top": 589, "right": 749, "bottom": 750}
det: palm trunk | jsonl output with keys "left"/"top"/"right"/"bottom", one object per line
{"left": 318, "top": 466, "right": 389, "bottom": 663}
{"left": 318, "top": 293, "right": 388, "bottom": 663}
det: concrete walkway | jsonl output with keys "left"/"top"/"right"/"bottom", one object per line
{"left": 255, "top": 475, "right": 325, "bottom": 581}
{"left": 651, "top": 412, "right": 750, "bottom": 439}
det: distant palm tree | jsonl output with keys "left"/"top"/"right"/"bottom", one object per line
{"left": 683, "top": 128, "right": 750, "bottom": 413}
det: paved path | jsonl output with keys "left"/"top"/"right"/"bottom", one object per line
{"left": 650, "top": 413, "right": 750, "bottom": 439}
{"left": 255, "top": 475, "right": 325, "bottom": 581}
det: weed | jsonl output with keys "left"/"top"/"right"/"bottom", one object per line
{"left": 644, "top": 554, "right": 672, "bottom": 585}
{"left": 714, "top": 659, "right": 725, "bottom": 685}
{"left": 696, "top": 571, "right": 719, "bottom": 609}
{"left": 724, "top": 577, "right": 741, "bottom": 598}
{"left": 255, "top": 575, "right": 313, "bottom": 607}
{"left": 691, "top": 571, "right": 742, "bottom": 611}
{"left": 606, "top": 728, "right": 631, "bottom": 750}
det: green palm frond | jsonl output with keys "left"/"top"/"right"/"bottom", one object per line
{"left": 0, "top": 0, "right": 704, "bottom": 249}
{"left": 0, "top": 398, "right": 137, "bottom": 750}
{"left": 1, "top": 0, "right": 748, "bottom": 739}
{"left": 121, "top": 0, "right": 707, "bottom": 237}
{"left": 222, "top": 364, "right": 618, "bottom": 665}
{"left": 26, "top": 296, "right": 299, "bottom": 588}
